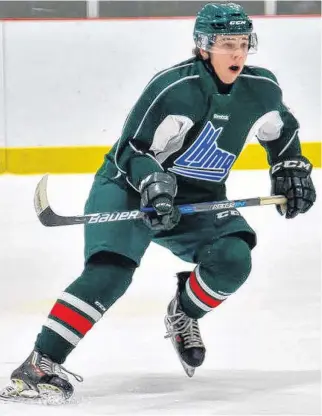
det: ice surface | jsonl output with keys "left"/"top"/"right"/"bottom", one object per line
{"left": 0, "top": 170, "right": 320, "bottom": 415}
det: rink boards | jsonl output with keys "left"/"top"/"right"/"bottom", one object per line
{"left": 0, "top": 17, "right": 321, "bottom": 174}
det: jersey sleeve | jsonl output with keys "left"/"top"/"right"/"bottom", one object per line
{"left": 255, "top": 68, "right": 302, "bottom": 165}
{"left": 114, "top": 77, "right": 202, "bottom": 190}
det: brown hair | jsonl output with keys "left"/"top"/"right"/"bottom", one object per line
{"left": 192, "top": 47, "right": 204, "bottom": 58}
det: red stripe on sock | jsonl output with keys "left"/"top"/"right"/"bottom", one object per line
{"left": 50, "top": 302, "right": 93, "bottom": 336}
{"left": 189, "top": 272, "right": 222, "bottom": 308}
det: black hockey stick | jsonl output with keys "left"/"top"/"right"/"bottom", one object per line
{"left": 34, "top": 174, "right": 287, "bottom": 227}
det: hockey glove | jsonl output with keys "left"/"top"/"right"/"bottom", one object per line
{"left": 139, "top": 172, "right": 181, "bottom": 231}
{"left": 270, "top": 156, "right": 316, "bottom": 219}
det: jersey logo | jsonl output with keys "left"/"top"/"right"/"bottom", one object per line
{"left": 213, "top": 113, "right": 229, "bottom": 121}
{"left": 169, "top": 121, "right": 236, "bottom": 182}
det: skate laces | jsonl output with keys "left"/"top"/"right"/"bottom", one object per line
{"left": 39, "top": 356, "right": 83, "bottom": 383}
{"left": 165, "top": 311, "right": 204, "bottom": 349}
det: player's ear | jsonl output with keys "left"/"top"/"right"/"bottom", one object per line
{"left": 199, "top": 49, "right": 209, "bottom": 60}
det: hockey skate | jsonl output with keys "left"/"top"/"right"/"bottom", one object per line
{"left": 164, "top": 272, "right": 206, "bottom": 377}
{"left": 0, "top": 350, "right": 83, "bottom": 405}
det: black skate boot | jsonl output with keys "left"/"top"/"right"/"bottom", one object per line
{"left": 0, "top": 350, "right": 83, "bottom": 405}
{"left": 164, "top": 271, "right": 206, "bottom": 377}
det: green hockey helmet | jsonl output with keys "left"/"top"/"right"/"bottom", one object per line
{"left": 193, "top": 3, "right": 258, "bottom": 53}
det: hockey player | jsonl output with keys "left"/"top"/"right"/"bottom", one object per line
{"left": 1, "top": 2, "right": 316, "bottom": 404}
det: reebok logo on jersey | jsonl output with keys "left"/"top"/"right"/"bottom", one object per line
{"left": 169, "top": 121, "right": 236, "bottom": 182}
{"left": 213, "top": 113, "right": 229, "bottom": 121}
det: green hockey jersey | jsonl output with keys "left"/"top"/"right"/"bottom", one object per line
{"left": 97, "top": 57, "right": 302, "bottom": 204}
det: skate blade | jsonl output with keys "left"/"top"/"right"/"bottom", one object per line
{"left": 0, "top": 394, "right": 45, "bottom": 405}
{"left": 164, "top": 318, "right": 195, "bottom": 378}
{"left": 0, "top": 380, "right": 69, "bottom": 406}
{"left": 180, "top": 360, "right": 195, "bottom": 378}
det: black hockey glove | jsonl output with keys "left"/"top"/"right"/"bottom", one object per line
{"left": 139, "top": 172, "right": 181, "bottom": 231}
{"left": 270, "top": 156, "right": 316, "bottom": 219}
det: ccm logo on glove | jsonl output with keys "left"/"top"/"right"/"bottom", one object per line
{"left": 270, "top": 156, "right": 316, "bottom": 219}
{"left": 271, "top": 159, "right": 311, "bottom": 175}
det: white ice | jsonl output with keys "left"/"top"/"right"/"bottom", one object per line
{"left": 0, "top": 170, "right": 321, "bottom": 415}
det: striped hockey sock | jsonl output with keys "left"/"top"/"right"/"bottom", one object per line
{"left": 35, "top": 256, "right": 135, "bottom": 363}
{"left": 180, "top": 265, "right": 231, "bottom": 319}
{"left": 35, "top": 292, "right": 103, "bottom": 363}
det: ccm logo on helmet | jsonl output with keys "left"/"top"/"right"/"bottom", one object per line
{"left": 230, "top": 21, "right": 246, "bottom": 25}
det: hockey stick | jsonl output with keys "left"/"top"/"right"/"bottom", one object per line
{"left": 34, "top": 174, "right": 287, "bottom": 227}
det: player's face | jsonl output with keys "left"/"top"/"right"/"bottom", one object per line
{"left": 206, "top": 35, "right": 249, "bottom": 84}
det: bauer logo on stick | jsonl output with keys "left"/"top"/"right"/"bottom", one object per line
{"left": 88, "top": 211, "right": 142, "bottom": 224}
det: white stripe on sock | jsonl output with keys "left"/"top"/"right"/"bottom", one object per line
{"left": 44, "top": 318, "right": 81, "bottom": 347}
{"left": 185, "top": 279, "right": 212, "bottom": 312}
{"left": 60, "top": 292, "right": 102, "bottom": 322}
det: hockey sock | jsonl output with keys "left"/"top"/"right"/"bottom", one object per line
{"left": 35, "top": 252, "right": 136, "bottom": 364}
{"left": 180, "top": 236, "right": 252, "bottom": 319}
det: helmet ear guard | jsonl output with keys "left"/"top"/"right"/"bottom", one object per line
{"left": 248, "top": 33, "right": 258, "bottom": 53}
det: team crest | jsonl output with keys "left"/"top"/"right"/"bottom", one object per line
{"left": 169, "top": 121, "right": 236, "bottom": 182}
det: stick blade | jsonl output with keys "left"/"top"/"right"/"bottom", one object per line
{"left": 34, "top": 174, "right": 58, "bottom": 226}
{"left": 34, "top": 174, "right": 89, "bottom": 227}
{"left": 34, "top": 174, "right": 49, "bottom": 214}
